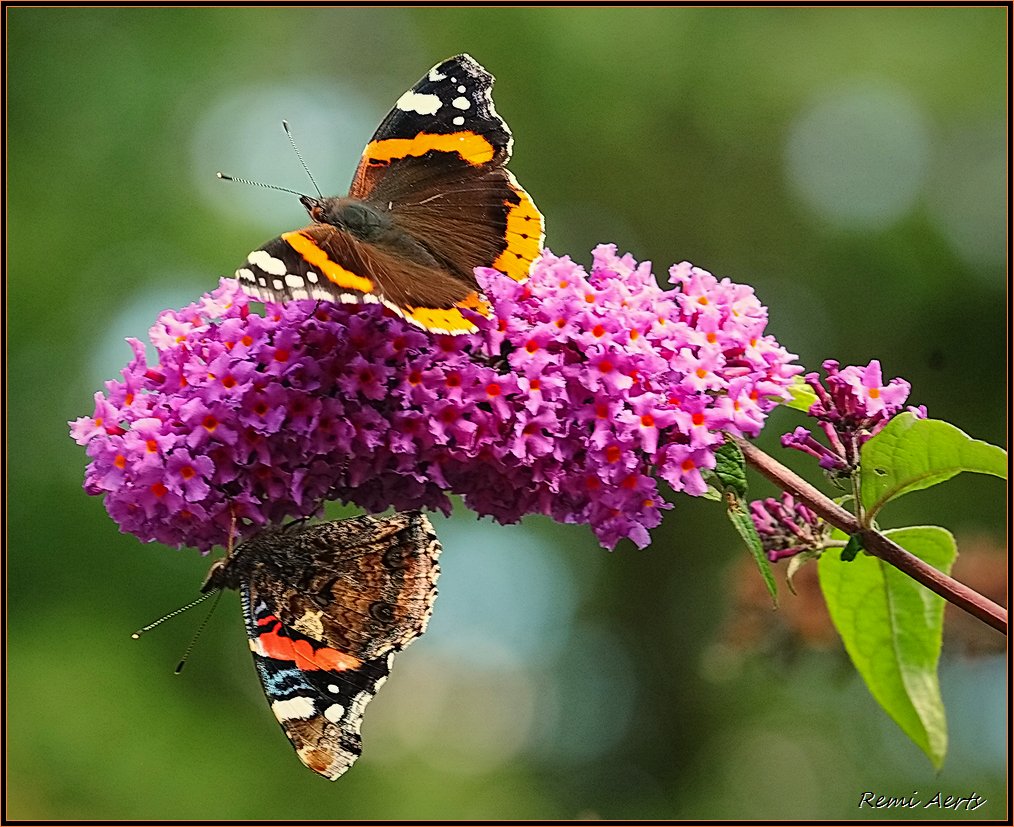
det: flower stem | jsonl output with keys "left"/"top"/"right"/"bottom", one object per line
{"left": 731, "top": 435, "right": 1008, "bottom": 635}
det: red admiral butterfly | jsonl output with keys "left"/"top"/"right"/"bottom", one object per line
{"left": 233, "top": 54, "right": 545, "bottom": 334}
{"left": 201, "top": 511, "right": 441, "bottom": 780}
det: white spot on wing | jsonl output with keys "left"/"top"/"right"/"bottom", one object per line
{"left": 284, "top": 274, "right": 305, "bottom": 288}
{"left": 323, "top": 703, "right": 346, "bottom": 723}
{"left": 306, "top": 271, "right": 319, "bottom": 283}
{"left": 248, "top": 250, "right": 287, "bottom": 276}
{"left": 272, "top": 278, "right": 283, "bottom": 291}
{"left": 453, "top": 116, "right": 465, "bottom": 126}
{"left": 396, "top": 90, "right": 441, "bottom": 115}
{"left": 236, "top": 268, "right": 256, "bottom": 282}
{"left": 452, "top": 96, "right": 471, "bottom": 110}
{"left": 271, "top": 696, "right": 316, "bottom": 721}
{"left": 457, "top": 85, "right": 466, "bottom": 93}
{"left": 428, "top": 67, "right": 446, "bottom": 82}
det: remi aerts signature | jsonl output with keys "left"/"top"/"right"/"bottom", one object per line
{"left": 859, "top": 791, "right": 987, "bottom": 811}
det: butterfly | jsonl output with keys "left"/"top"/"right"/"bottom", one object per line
{"left": 201, "top": 511, "right": 442, "bottom": 780}
{"left": 232, "top": 53, "right": 545, "bottom": 334}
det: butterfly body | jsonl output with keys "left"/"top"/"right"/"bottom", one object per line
{"left": 234, "top": 54, "right": 545, "bottom": 334}
{"left": 203, "top": 511, "right": 441, "bottom": 780}
{"left": 300, "top": 195, "right": 449, "bottom": 274}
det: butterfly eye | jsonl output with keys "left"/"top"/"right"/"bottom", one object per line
{"left": 369, "top": 601, "right": 396, "bottom": 624}
{"left": 298, "top": 194, "right": 325, "bottom": 222}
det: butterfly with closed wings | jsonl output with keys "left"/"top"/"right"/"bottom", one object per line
{"left": 199, "top": 511, "right": 441, "bottom": 781}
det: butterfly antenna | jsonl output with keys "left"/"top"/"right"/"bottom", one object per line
{"left": 175, "top": 589, "right": 224, "bottom": 674}
{"left": 131, "top": 590, "right": 218, "bottom": 639}
{"left": 216, "top": 172, "right": 306, "bottom": 198}
{"left": 282, "top": 120, "right": 324, "bottom": 199}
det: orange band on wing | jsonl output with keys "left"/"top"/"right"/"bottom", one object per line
{"left": 282, "top": 231, "right": 375, "bottom": 294}
{"left": 401, "top": 292, "right": 491, "bottom": 335}
{"left": 492, "top": 184, "right": 545, "bottom": 281}
{"left": 456, "top": 291, "right": 490, "bottom": 314}
{"left": 364, "top": 131, "right": 496, "bottom": 166}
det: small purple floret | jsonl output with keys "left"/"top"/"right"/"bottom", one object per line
{"left": 749, "top": 493, "right": 827, "bottom": 562}
{"left": 786, "top": 358, "right": 924, "bottom": 473}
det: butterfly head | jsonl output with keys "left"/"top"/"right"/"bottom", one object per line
{"left": 201, "top": 557, "right": 233, "bottom": 593}
{"left": 201, "top": 520, "right": 311, "bottom": 594}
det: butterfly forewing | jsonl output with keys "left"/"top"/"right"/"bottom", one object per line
{"left": 349, "top": 53, "right": 513, "bottom": 198}
{"left": 265, "top": 224, "right": 483, "bottom": 314}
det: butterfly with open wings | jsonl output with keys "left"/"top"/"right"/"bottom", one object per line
{"left": 233, "top": 53, "right": 545, "bottom": 334}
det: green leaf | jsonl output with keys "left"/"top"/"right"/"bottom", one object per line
{"left": 698, "top": 483, "right": 723, "bottom": 502}
{"left": 818, "top": 526, "right": 956, "bottom": 769}
{"left": 713, "top": 438, "right": 748, "bottom": 499}
{"left": 840, "top": 533, "right": 864, "bottom": 562}
{"left": 861, "top": 414, "right": 1007, "bottom": 520}
{"left": 725, "top": 493, "right": 778, "bottom": 603}
{"left": 783, "top": 375, "right": 819, "bottom": 413}
{"left": 711, "top": 437, "right": 777, "bottom": 601}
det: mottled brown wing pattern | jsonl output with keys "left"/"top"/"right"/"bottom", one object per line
{"left": 252, "top": 511, "right": 442, "bottom": 660}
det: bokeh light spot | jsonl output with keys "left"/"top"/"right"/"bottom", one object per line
{"left": 424, "top": 516, "right": 578, "bottom": 665}
{"left": 926, "top": 123, "right": 1005, "bottom": 277}
{"left": 785, "top": 83, "right": 930, "bottom": 229}
{"left": 189, "top": 81, "right": 376, "bottom": 233}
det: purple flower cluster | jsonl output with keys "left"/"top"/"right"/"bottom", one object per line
{"left": 71, "top": 245, "right": 800, "bottom": 551}
{"left": 749, "top": 493, "right": 828, "bottom": 562}
{"left": 783, "top": 359, "right": 926, "bottom": 473}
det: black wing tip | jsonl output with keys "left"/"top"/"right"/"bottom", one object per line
{"left": 434, "top": 53, "right": 491, "bottom": 81}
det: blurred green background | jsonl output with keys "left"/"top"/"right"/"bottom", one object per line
{"left": 8, "top": 7, "right": 1006, "bottom": 821}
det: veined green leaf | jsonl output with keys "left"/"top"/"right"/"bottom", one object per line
{"left": 726, "top": 494, "right": 777, "bottom": 603}
{"left": 861, "top": 415, "right": 1007, "bottom": 520}
{"left": 713, "top": 438, "right": 749, "bottom": 499}
{"left": 818, "top": 525, "right": 956, "bottom": 768}
{"left": 713, "top": 438, "right": 777, "bottom": 601}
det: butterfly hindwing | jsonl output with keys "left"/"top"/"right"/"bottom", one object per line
{"left": 204, "top": 511, "right": 442, "bottom": 781}
{"left": 231, "top": 54, "right": 544, "bottom": 334}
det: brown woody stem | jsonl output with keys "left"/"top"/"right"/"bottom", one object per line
{"left": 731, "top": 435, "right": 1008, "bottom": 635}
